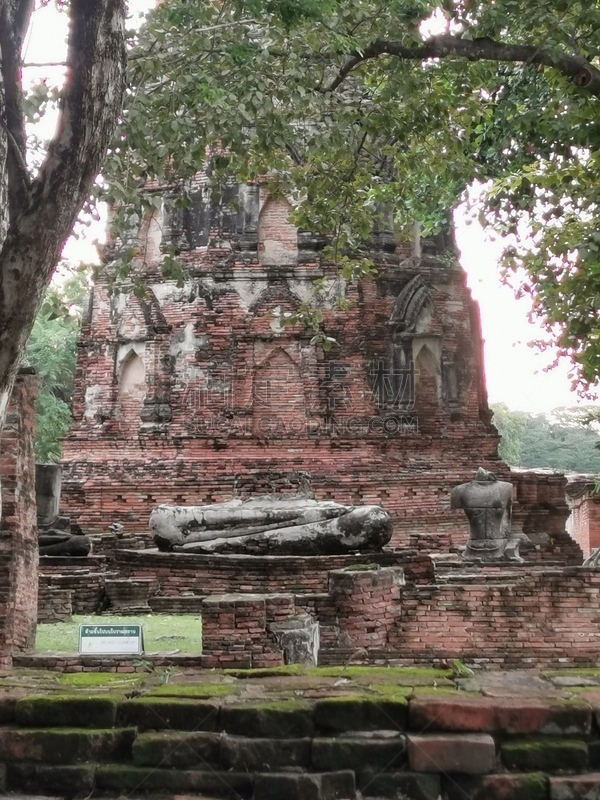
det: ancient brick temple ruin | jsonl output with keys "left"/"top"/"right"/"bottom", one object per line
{"left": 2, "top": 172, "right": 593, "bottom": 670}
{"left": 60, "top": 178, "right": 572, "bottom": 554}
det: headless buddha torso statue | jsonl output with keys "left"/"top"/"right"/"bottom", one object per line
{"left": 451, "top": 467, "right": 526, "bottom": 562}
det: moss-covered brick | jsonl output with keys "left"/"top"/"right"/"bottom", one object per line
{"left": 220, "top": 736, "right": 312, "bottom": 770}
{"left": 358, "top": 770, "right": 441, "bottom": 800}
{"left": 444, "top": 773, "right": 548, "bottom": 800}
{"left": 0, "top": 727, "right": 135, "bottom": 763}
{"left": 15, "top": 695, "right": 118, "bottom": 728}
{"left": 7, "top": 763, "right": 95, "bottom": 796}
{"left": 220, "top": 701, "right": 314, "bottom": 738}
{"left": 501, "top": 738, "right": 588, "bottom": 773}
{"left": 313, "top": 695, "right": 408, "bottom": 733}
{"left": 117, "top": 697, "right": 219, "bottom": 731}
{"left": 132, "top": 731, "right": 221, "bottom": 768}
{"left": 95, "top": 765, "right": 254, "bottom": 797}
{"left": 253, "top": 770, "right": 355, "bottom": 800}
{"left": 312, "top": 735, "right": 406, "bottom": 770}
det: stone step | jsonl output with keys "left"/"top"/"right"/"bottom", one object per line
{"left": 5, "top": 763, "right": 357, "bottom": 800}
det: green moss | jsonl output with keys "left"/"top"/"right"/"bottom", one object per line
{"left": 59, "top": 673, "right": 145, "bottom": 688}
{"left": 369, "top": 684, "right": 415, "bottom": 698}
{"left": 223, "top": 665, "right": 305, "bottom": 678}
{"left": 501, "top": 737, "right": 588, "bottom": 772}
{"left": 542, "top": 669, "right": 600, "bottom": 678}
{"left": 342, "top": 563, "right": 380, "bottom": 571}
{"left": 233, "top": 699, "right": 311, "bottom": 712}
{"left": 15, "top": 694, "right": 119, "bottom": 728}
{"left": 306, "top": 666, "right": 453, "bottom": 680}
{"left": 149, "top": 683, "right": 238, "bottom": 699}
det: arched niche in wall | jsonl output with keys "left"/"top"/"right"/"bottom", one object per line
{"left": 380, "top": 275, "right": 437, "bottom": 412}
{"left": 116, "top": 345, "right": 146, "bottom": 427}
{"left": 258, "top": 196, "right": 298, "bottom": 266}
{"left": 252, "top": 347, "right": 305, "bottom": 438}
{"left": 413, "top": 339, "right": 442, "bottom": 429}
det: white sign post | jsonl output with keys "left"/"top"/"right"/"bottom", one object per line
{"left": 78, "top": 624, "right": 144, "bottom": 656}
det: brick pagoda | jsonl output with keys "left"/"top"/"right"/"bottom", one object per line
{"left": 60, "top": 177, "right": 555, "bottom": 549}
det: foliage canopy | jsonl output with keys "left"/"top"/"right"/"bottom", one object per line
{"left": 103, "top": 0, "right": 600, "bottom": 387}
{"left": 492, "top": 403, "right": 600, "bottom": 473}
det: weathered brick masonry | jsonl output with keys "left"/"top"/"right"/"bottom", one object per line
{"left": 0, "top": 370, "right": 39, "bottom": 664}
{"left": 61, "top": 179, "right": 509, "bottom": 548}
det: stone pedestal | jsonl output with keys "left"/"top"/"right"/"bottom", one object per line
{"left": 329, "top": 566, "right": 403, "bottom": 650}
{"left": 104, "top": 578, "right": 157, "bottom": 613}
{"left": 269, "top": 614, "right": 320, "bottom": 666}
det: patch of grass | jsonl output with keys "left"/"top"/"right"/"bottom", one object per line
{"left": 35, "top": 615, "right": 202, "bottom": 655}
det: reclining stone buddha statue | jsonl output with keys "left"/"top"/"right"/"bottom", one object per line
{"left": 150, "top": 495, "right": 393, "bottom": 555}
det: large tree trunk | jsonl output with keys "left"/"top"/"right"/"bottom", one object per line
{"left": 0, "top": 0, "right": 126, "bottom": 430}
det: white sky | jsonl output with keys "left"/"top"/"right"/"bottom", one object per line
{"left": 23, "top": 3, "right": 598, "bottom": 414}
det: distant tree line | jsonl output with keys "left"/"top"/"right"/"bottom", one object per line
{"left": 491, "top": 403, "right": 600, "bottom": 474}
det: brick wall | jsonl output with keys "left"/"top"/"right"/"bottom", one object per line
{"left": 0, "top": 370, "right": 39, "bottom": 664}
{"left": 567, "top": 481, "right": 600, "bottom": 559}
{"left": 393, "top": 566, "right": 600, "bottom": 668}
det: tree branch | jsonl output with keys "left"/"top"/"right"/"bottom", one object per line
{"left": 0, "top": 0, "right": 34, "bottom": 222}
{"left": 328, "top": 34, "right": 600, "bottom": 100}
